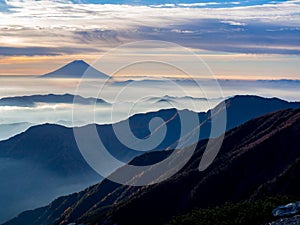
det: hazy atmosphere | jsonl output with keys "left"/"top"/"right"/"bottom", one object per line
{"left": 0, "top": 0, "right": 300, "bottom": 225}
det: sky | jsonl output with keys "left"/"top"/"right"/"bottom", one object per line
{"left": 0, "top": 0, "right": 299, "bottom": 79}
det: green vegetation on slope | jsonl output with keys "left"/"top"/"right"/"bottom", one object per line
{"left": 167, "top": 196, "right": 297, "bottom": 225}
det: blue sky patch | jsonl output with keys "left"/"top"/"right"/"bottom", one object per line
{"left": 0, "top": 0, "right": 10, "bottom": 12}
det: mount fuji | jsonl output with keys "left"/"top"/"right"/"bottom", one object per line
{"left": 40, "top": 60, "right": 109, "bottom": 78}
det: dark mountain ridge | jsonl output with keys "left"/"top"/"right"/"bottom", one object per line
{"left": 104, "top": 109, "right": 300, "bottom": 225}
{"left": 1, "top": 95, "right": 300, "bottom": 224}
{"left": 0, "top": 93, "right": 109, "bottom": 107}
{"left": 4, "top": 108, "right": 300, "bottom": 224}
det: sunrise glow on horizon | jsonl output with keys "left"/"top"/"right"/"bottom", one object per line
{"left": 0, "top": 0, "right": 299, "bottom": 79}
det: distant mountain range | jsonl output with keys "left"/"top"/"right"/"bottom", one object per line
{"left": 0, "top": 93, "right": 109, "bottom": 107}
{"left": 40, "top": 60, "right": 109, "bottom": 79}
{"left": 5, "top": 108, "right": 300, "bottom": 225}
{"left": 0, "top": 93, "right": 111, "bottom": 141}
{"left": 112, "top": 77, "right": 300, "bottom": 89}
{"left": 147, "top": 95, "right": 223, "bottom": 103}
{"left": 0, "top": 93, "right": 218, "bottom": 108}
{"left": 257, "top": 79, "right": 300, "bottom": 84}
{"left": 2, "top": 95, "right": 300, "bottom": 224}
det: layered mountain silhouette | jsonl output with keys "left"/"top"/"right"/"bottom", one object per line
{"left": 40, "top": 60, "right": 109, "bottom": 78}
{"left": 0, "top": 93, "right": 109, "bottom": 107}
{"left": 3, "top": 96, "right": 300, "bottom": 225}
{"left": 0, "top": 96, "right": 300, "bottom": 223}
{"left": 5, "top": 108, "right": 300, "bottom": 225}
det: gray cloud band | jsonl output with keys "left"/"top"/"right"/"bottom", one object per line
{"left": 72, "top": 41, "right": 227, "bottom": 186}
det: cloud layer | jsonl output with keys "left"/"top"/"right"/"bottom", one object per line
{"left": 0, "top": 0, "right": 299, "bottom": 56}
